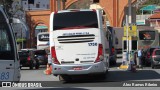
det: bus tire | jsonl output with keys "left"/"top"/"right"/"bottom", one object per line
{"left": 35, "top": 64, "right": 39, "bottom": 69}
{"left": 113, "top": 60, "right": 117, "bottom": 65}
{"left": 59, "top": 75, "right": 64, "bottom": 81}
{"left": 151, "top": 63, "right": 155, "bottom": 69}
{"left": 30, "top": 61, "right": 34, "bottom": 70}
{"left": 99, "top": 72, "right": 107, "bottom": 79}
{"left": 35, "top": 61, "right": 40, "bottom": 69}
{"left": 60, "top": 75, "right": 72, "bottom": 82}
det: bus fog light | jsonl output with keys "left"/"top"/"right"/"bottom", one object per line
{"left": 58, "top": 68, "right": 61, "bottom": 70}
{"left": 54, "top": 68, "right": 57, "bottom": 70}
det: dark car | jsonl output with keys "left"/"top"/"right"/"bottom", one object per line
{"left": 151, "top": 49, "right": 160, "bottom": 69}
{"left": 34, "top": 50, "right": 48, "bottom": 65}
{"left": 143, "top": 46, "right": 160, "bottom": 66}
{"left": 18, "top": 50, "right": 39, "bottom": 69}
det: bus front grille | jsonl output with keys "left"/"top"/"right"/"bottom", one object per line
{"left": 57, "top": 34, "right": 95, "bottom": 43}
{"left": 61, "top": 61, "right": 74, "bottom": 64}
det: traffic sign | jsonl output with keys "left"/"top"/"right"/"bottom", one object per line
{"left": 124, "top": 24, "right": 137, "bottom": 36}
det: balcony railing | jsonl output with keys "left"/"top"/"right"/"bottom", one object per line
{"left": 136, "top": 14, "right": 151, "bottom": 20}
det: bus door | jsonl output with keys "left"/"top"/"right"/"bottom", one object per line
{"left": 0, "top": 8, "right": 20, "bottom": 82}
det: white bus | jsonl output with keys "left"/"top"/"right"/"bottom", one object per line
{"left": 50, "top": 9, "right": 109, "bottom": 81}
{"left": 0, "top": 6, "right": 20, "bottom": 82}
{"left": 37, "top": 32, "right": 49, "bottom": 50}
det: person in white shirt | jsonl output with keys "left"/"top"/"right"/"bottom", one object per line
{"left": 137, "top": 49, "right": 142, "bottom": 68}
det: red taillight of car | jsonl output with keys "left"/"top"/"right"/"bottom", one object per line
{"left": 45, "top": 54, "right": 48, "bottom": 58}
{"left": 147, "top": 53, "right": 150, "bottom": 58}
{"left": 51, "top": 46, "right": 60, "bottom": 64}
{"left": 111, "top": 47, "right": 115, "bottom": 55}
{"left": 152, "top": 55, "right": 156, "bottom": 58}
{"left": 95, "top": 44, "right": 104, "bottom": 63}
{"left": 152, "top": 51, "right": 156, "bottom": 58}
{"left": 27, "top": 56, "right": 31, "bottom": 61}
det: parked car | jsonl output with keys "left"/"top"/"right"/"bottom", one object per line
{"left": 151, "top": 49, "right": 160, "bottom": 69}
{"left": 143, "top": 46, "right": 160, "bottom": 66}
{"left": 18, "top": 49, "right": 39, "bottom": 69}
{"left": 34, "top": 50, "right": 48, "bottom": 65}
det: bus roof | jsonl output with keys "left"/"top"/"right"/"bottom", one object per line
{"left": 37, "top": 32, "right": 49, "bottom": 35}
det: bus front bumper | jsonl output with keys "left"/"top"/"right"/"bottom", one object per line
{"left": 51, "top": 62, "right": 107, "bottom": 76}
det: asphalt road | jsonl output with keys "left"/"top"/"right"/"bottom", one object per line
{"left": 2, "top": 59, "right": 160, "bottom": 90}
{"left": 19, "top": 59, "right": 160, "bottom": 85}
{"left": 20, "top": 64, "right": 160, "bottom": 82}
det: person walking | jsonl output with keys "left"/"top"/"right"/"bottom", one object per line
{"left": 45, "top": 47, "right": 52, "bottom": 66}
{"left": 137, "top": 49, "right": 142, "bottom": 68}
{"left": 44, "top": 47, "right": 52, "bottom": 75}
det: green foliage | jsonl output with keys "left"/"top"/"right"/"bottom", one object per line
{"left": 136, "top": 0, "right": 160, "bottom": 14}
{"left": 0, "top": 0, "right": 13, "bottom": 16}
{"left": 144, "top": 0, "right": 160, "bottom": 6}
{"left": 68, "top": 0, "right": 90, "bottom": 9}
{"left": 137, "top": 0, "right": 160, "bottom": 14}
{"left": 16, "top": 38, "right": 26, "bottom": 43}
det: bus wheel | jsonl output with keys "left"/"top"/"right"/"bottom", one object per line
{"left": 59, "top": 75, "right": 64, "bottom": 81}
{"left": 60, "top": 75, "right": 72, "bottom": 82}
{"left": 151, "top": 63, "right": 155, "bottom": 69}
{"left": 35, "top": 64, "right": 39, "bottom": 69}
{"left": 113, "top": 61, "right": 117, "bottom": 65}
{"left": 29, "top": 61, "right": 34, "bottom": 70}
{"left": 35, "top": 61, "right": 40, "bottom": 69}
{"left": 99, "top": 73, "right": 107, "bottom": 79}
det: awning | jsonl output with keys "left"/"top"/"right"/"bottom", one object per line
{"left": 35, "top": 25, "right": 48, "bottom": 30}
{"left": 140, "top": 5, "right": 156, "bottom": 11}
{"left": 149, "top": 12, "right": 160, "bottom": 19}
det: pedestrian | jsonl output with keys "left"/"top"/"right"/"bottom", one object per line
{"left": 134, "top": 51, "right": 137, "bottom": 65}
{"left": 48, "top": 52, "right": 52, "bottom": 66}
{"left": 137, "top": 49, "right": 142, "bottom": 68}
{"left": 45, "top": 47, "right": 52, "bottom": 66}
{"left": 129, "top": 52, "right": 136, "bottom": 72}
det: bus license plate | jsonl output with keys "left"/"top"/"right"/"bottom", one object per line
{"left": 73, "top": 67, "right": 82, "bottom": 70}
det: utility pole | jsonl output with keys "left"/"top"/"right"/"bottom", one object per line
{"left": 21, "top": 24, "right": 23, "bottom": 49}
{"left": 126, "top": 0, "right": 131, "bottom": 62}
{"left": 62, "top": 0, "right": 66, "bottom": 10}
{"left": 57, "top": 0, "right": 61, "bottom": 10}
{"left": 128, "top": 0, "right": 132, "bottom": 24}
{"left": 120, "top": 0, "right": 137, "bottom": 70}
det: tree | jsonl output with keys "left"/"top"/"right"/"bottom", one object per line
{"left": 0, "top": 0, "right": 13, "bottom": 17}
{"left": 68, "top": 0, "right": 90, "bottom": 9}
{"left": 144, "top": 0, "right": 160, "bottom": 6}
{"left": 136, "top": 0, "right": 160, "bottom": 14}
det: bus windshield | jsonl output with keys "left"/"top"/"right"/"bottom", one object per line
{"left": 53, "top": 11, "right": 98, "bottom": 30}
{"left": 38, "top": 34, "right": 49, "bottom": 41}
{"left": 139, "top": 31, "right": 155, "bottom": 40}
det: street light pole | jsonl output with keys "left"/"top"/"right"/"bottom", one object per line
{"left": 21, "top": 21, "right": 23, "bottom": 49}
{"left": 126, "top": 0, "right": 132, "bottom": 64}
{"left": 127, "top": 0, "right": 132, "bottom": 69}
{"left": 57, "top": 0, "right": 61, "bottom": 10}
{"left": 128, "top": 0, "right": 132, "bottom": 24}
